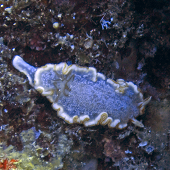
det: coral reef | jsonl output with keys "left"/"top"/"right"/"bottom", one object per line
{"left": 0, "top": 0, "right": 170, "bottom": 169}
{"left": 0, "top": 128, "right": 73, "bottom": 169}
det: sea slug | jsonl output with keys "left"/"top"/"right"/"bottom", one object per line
{"left": 12, "top": 55, "right": 151, "bottom": 129}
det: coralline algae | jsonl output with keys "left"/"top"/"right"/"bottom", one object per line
{"left": 12, "top": 55, "right": 151, "bottom": 129}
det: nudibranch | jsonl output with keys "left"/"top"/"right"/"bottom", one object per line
{"left": 12, "top": 55, "right": 151, "bottom": 129}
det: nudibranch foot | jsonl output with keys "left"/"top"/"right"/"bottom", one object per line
{"left": 130, "top": 118, "right": 144, "bottom": 128}
{"left": 12, "top": 55, "right": 151, "bottom": 129}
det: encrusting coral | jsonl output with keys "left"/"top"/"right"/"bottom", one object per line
{"left": 12, "top": 55, "right": 151, "bottom": 129}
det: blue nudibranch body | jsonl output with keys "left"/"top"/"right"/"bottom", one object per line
{"left": 12, "top": 55, "right": 151, "bottom": 129}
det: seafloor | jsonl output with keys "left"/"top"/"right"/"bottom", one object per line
{"left": 0, "top": 0, "right": 170, "bottom": 169}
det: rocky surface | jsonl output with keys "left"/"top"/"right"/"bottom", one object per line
{"left": 0, "top": 0, "right": 170, "bottom": 169}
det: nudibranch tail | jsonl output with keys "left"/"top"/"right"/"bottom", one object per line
{"left": 12, "top": 55, "right": 151, "bottom": 129}
{"left": 138, "top": 96, "right": 152, "bottom": 114}
{"left": 12, "top": 55, "right": 37, "bottom": 86}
